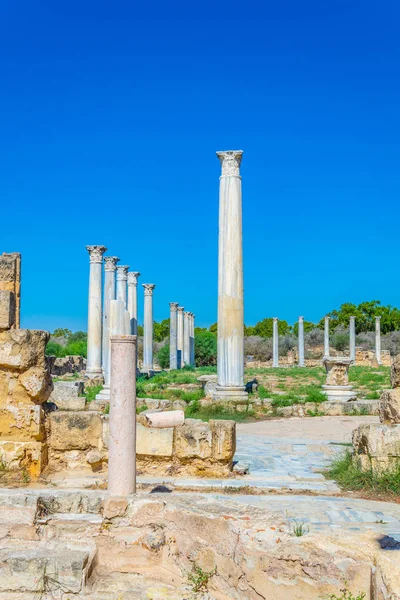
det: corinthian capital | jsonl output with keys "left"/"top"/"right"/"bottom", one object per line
{"left": 116, "top": 265, "right": 129, "bottom": 280}
{"left": 86, "top": 245, "right": 107, "bottom": 263}
{"left": 143, "top": 284, "right": 156, "bottom": 296}
{"left": 104, "top": 256, "right": 120, "bottom": 271}
{"left": 177, "top": 306, "right": 184, "bottom": 314}
{"left": 128, "top": 271, "right": 141, "bottom": 286}
{"left": 170, "top": 302, "right": 179, "bottom": 312}
{"left": 216, "top": 150, "right": 243, "bottom": 176}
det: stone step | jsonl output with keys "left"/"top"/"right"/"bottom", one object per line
{"left": 40, "top": 512, "right": 104, "bottom": 541}
{"left": 0, "top": 539, "right": 93, "bottom": 593}
{"left": 85, "top": 568, "right": 189, "bottom": 599}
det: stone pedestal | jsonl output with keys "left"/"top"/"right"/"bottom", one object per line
{"left": 272, "top": 317, "right": 279, "bottom": 368}
{"left": 127, "top": 271, "right": 140, "bottom": 335}
{"left": 349, "top": 316, "right": 356, "bottom": 362}
{"left": 142, "top": 284, "right": 155, "bottom": 372}
{"left": 116, "top": 266, "right": 129, "bottom": 307}
{"left": 169, "top": 302, "right": 179, "bottom": 370}
{"left": 375, "top": 316, "right": 382, "bottom": 365}
{"left": 108, "top": 335, "right": 137, "bottom": 496}
{"left": 322, "top": 356, "right": 356, "bottom": 401}
{"left": 215, "top": 150, "right": 247, "bottom": 403}
{"left": 86, "top": 245, "right": 107, "bottom": 378}
{"left": 324, "top": 316, "right": 330, "bottom": 357}
{"left": 298, "top": 316, "right": 305, "bottom": 367}
{"left": 102, "top": 256, "right": 119, "bottom": 385}
{"left": 177, "top": 306, "right": 184, "bottom": 369}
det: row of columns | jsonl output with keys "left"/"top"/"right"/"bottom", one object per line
{"left": 169, "top": 303, "right": 195, "bottom": 370}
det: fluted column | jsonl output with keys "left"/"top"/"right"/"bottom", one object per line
{"left": 375, "top": 316, "right": 382, "bottom": 365}
{"left": 177, "top": 306, "right": 184, "bottom": 369}
{"left": 183, "top": 311, "right": 190, "bottom": 367}
{"left": 215, "top": 150, "right": 247, "bottom": 401}
{"left": 116, "top": 265, "right": 129, "bottom": 307}
{"left": 273, "top": 317, "right": 279, "bottom": 368}
{"left": 127, "top": 271, "right": 140, "bottom": 335}
{"left": 298, "top": 316, "right": 305, "bottom": 367}
{"left": 324, "top": 316, "right": 330, "bottom": 357}
{"left": 142, "top": 284, "right": 155, "bottom": 371}
{"left": 169, "top": 302, "right": 179, "bottom": 370}
{"left": 86, "top": 245, "right": 107, "bottom": 378}
{"left": 102, "top": 256, "right": 119, "bottom": 385}
{"left": 349, "top": 316, "right": 356, "bottom": 362}
{"left": 190, "top": 313, "right": 195, "bottom": 366}
{"left": 108, "top": 335, "right": 137, "bottom": 496}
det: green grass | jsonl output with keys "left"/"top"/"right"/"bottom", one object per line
{"left": 326, "top": 450, "right": 400, "bottom": 496}
{"left": 185, "top": 400, "right": 253, "bottom": 422}
{"left": 84, "top": 385, "right": 102, "bottom": 403}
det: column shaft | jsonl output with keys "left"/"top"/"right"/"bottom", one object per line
{"left": 190, "top": 313, "right": 195, "bottom": 366}
{"left": 375, "top": 316, "right": 382, "bottom": 365}
{"left": 142, "top": 284, "right": 155, "bottom": 371}
{"left": 324, "top": 316, "right": 330, "bottom": 357}
{"left": 183, "top": 311, "right": 190, "bottom": 366}
{"left": 273, "top": 318, "right": 279, "bottom": 368}
{"left": 108, "top": 335, "right": 137, "bottom": 496}
{"left": 116, "top": 266, "right": 129, "bottom": 307}
{"left": 127, "top": 272, "right": 140, "bottom": 335}
{"left": 349, "top": 316, "right": 356, "bottom": 362}
{"left": 86, "top": 245, "right": 106, "bottom": 377}
{"left": 298, "top": 316, "right": 305, "bottom": 367}
{"left": 177, "top": 307, "right": 184, "bottom": 369}
{"left": 216, "top": 150, "right": 246, "bottom": 398}
{"left": 169, "top": 303, "right": 179, "bottom": 370}
{"left": 102, "top": 257, "right": 119, "bottom": 386}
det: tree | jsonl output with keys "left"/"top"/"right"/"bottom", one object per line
{"left": 153, "top": 319, "right": 170, "bottom": 342}
{"left": 251, "top": 317, "right": 290, "bottom": 338}
{"left": 318, "top": 301, "right": 400, "bottom": 334}
{"left": 292, "top": 320, "right": 315, "bottom": 336}
{"left": 52, "top": 328, "right": 72, "bottom": 340}
{"left": 195, "top": 331, "right": 217, "bottom": 366}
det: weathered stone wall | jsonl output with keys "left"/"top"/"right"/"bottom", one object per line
{"left": 46, "top": 354, "right": 87, "bottom": 376}
{"left": 46, "top": 409, "right": 236, "bottom": 477}
{"left": 0, "top": 252, "right": 21, "bottom": 329}
{"left": 246, "top": 349, "right": 390, "bottom": 368}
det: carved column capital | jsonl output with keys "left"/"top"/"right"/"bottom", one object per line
{"left": 104, "top": 256, "right": 120, "bottom": 271}
{"left": 177, "top": 306, "right": 185, "bottom": 314}
{"left": 116, "top": 265, "right": 129, "bottom": 281}
{"left": 143, "top": 284, "right": 156, "bottom": 296}
{"left": 86, "top": 245, "right": 107, "bottom": 263}
{"left": 169, "top": 302, "right": 179, "bottom": 312}
{"left": 128, "top": 271, "right": 141, "bottom": 286}
{"left": 216, "top": 150, "right": 243, "bottom": 176}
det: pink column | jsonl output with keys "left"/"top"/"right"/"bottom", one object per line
{"left": 108, "top": 335, "right": 137, "bottom": 496}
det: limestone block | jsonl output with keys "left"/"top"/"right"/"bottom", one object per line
{"left": 0, "top": 290, "right": 15, "bottom": 330}
{"left": 0, "top": 329, "right": 49, "bottom": 370}
{"left": 0, "top": 404, "right": 44, "bottom": 441}
{"left": 103, "top": 496, "right": 128, "bottom": 519}
{"left": 19, "top": 366, "right": 53, "bottom": 404}
{"left": 210, "top": 420, "right": 236, "bottom": 460}
{"left": 391, "top": 354, "right": 400, "bottom": 388}
{"left": 353, "top": 423, "right": 400, "bottom": 471}
{"left": 49, "top": 412, "right": 102, "bottom": 451}
{"left": 139, "top": 410, "right": 184, "bottom": 429}
{"left": 174, "top": 420, "right": 212, "bottom": 459}
{"left": 46, "top": 355, "right": 86, "bottom": 376}
{"left": 197, "top": 374, "right": 218, "bottom": 399}
{"left": 50, "top": 380, "right": 84, "bottom": 401}
{"left": 379, "top": 389, "right": 400, "bottom": 424}
{"left": 0, "top": 440, "right": 46, "bottom": 478}
{"left": 53, "top": 396, "right": 86, "bottom": 411}
{"left": 136, "top": 423, "right": 173, "bottom": 457}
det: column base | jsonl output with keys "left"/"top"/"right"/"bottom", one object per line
{"left": 297, "top": 363, "right": 306, "bottom": 368}
{"left": 214, "top": 386, "right": 248, "bottom": 404}
{"left": 85, "top": 369, "right": 103, "bottom": 379}
{"left": 322, "top": 385, "right": 357, "bottom": 402}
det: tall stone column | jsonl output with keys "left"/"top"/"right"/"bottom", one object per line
{"left": 324, "top": 316, "right": 330, "bottom": 357}
{"left": 102, "top": 256, "right": 119, "bottom": 384}
{"left": 215, "top": 150, "right": 247, "bottom": 402}
{"left": 375, "top": 316, "right": 382, "bottom": 365}
{"left": 183, "top": 311, "right": 190, "bottom": 367}
{"left": 349, "top": 316, "right": 356, "bottom": 362}
{"left": 127, "top": 271, "right": 140, "bottom": 335}
{"left": 108, "top": 335, "right": 137, "bottom": 496}
{"left": 298, "top": 316, "right": 305, "bottom": 367}
{"left": 273, "top": 317, "right": 279, "bottom": 368}
{"left": 116, "top": 265, "right": 129, "bottom": 307}
{"left": 190, "top": 313, "right": 195, "bottom": 366}
{"left": 86, "top": 245, "right": 107, "bottom": 378}
{"left": 169, "top": 302, "right": 179, "bottom": 370}
{"left": 177, "top": 306, "right": 184, "bottom": 369}
{"left": 142, "top": 284, "right": 155, "bottom": 371}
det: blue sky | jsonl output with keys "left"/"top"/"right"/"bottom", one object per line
{"left": 1, "top": 1, "right": 399, "bottom": 331}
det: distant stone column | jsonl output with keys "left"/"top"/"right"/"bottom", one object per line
{"left": 215, "top": 150, "right": 247, "bottom": 402}
{"left": 183, "top": 311, "right": 191, "bottom": 367}
{"left": 349, "top": 316, "right": 356, "bottom": 362}
{"left": 375, "top": 316, "right": 382, "bottom": 365}
{"left": 86, "top": 245, "right": 107, "bottom": 378}
{"left": 142, "top": 284, "right": 156, "bottom": 371}
{"left": 177, "top": 306, "right": 184, "bottom": 369}
{"left": 273, "top": 317, "right": 279, "bottom": 368}
{"left": 324, "top": 316, "right": 330, "bottom": 357}
{"left": 108, "top": 335, "right": 137, "bottom": 496}
{"left": 190, "top": 313, "right": 195, "bottom": 366}
{"left": 169, "top": 302, "right": 179, "bottom": 370}
{"left": 298, "top": 316, "right": 305, "bottom": 367}
{"left": 102, "top": 256, "right": 119, "bottom": 384}
{"left": 127, "top": 271, "right": 140, "bottom": 335}
{"left": 116, "top": 266, "right": 129, "bottom": 307}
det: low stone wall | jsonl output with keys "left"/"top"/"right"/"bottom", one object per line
{"left": 46, "top": 354, "right": 86, "bottom": 376}
{"left": 246, "top": 349, "right": 390, "bottom": 368}
{"left": 46, "top": 411, "right": 236, "bottom": 477}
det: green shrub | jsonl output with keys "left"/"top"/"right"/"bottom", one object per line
{"left": 45, "top": 342, "right": 65, "bottom": 357}
{"left": 195, "top": 331, "right": 217, "bottom": 366}
{"left": 157, "top": 343, "right": 169, "bottom": 369}
{"left": 64, "top": 341, "right": 87, "bottom": 358}
{"left": 85, "top": 385, "right": 102, "bottom": 403}
{"left": 331, "top": 333, "right": 348, "bottom": 352}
